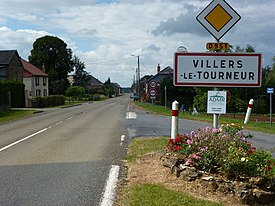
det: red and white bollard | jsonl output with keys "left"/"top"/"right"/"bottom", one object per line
{"left": 171, "top": 101, "right": 179, "bottom": 139}
{"left": 244, "top": 99, "right": 254, "bottom": 124}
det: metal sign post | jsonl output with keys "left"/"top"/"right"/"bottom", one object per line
{"left": 270, "top": 93, "right": 273, "bottom": 128}
{"left": 267, "top": 88, "right": 274, "bottom": 128}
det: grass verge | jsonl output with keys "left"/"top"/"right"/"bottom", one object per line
{"left": 120, "top": 184, "right": 223, "bottom": 206}
{"left": 134, "top": 102, "right": 275, "bottom": 134}
{"left": 0, "top": 110, "right": 35, "bottom": 123}
{"left": 116, "top": 137, "right": 224, "bottom": 206}
{"left": 127, "top": 137, "right": 168, "bottom": 163}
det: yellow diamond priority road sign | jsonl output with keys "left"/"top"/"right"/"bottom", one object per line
{"left": 196, "top": 0, "right": 241, "bottom": 41}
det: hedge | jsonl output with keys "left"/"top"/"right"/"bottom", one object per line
{"left": 32, "top": 95, "right": 65, "bottom": 108}
{"left": 0, "top": 80, "right": 25, "bottom": 108}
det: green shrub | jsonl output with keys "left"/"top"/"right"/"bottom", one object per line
{"left": 0, "top": 80, "right": 25, "bottom": 108}
{"left": 32, "top": 95, "right": 65, "bottom": 108}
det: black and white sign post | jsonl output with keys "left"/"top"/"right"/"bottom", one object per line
{"left": 267, "top": 88, "right": 274, "bottom": 128}
{"left": 149, "top": 80, "right": 157, "bottom": 105}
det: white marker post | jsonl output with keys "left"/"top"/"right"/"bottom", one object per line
{"left": 244, "top": 99, "right": 254, "bottom": 124}
{"left": 171, "top": 101, "right": 179, "bottom": 139}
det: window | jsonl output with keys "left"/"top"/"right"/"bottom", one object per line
{"left": 0, "top": 67, "right": 6, "bottom": 80}
{"left": 36, "top": 89, "right": 41, "bottom": 97}
{"left": 35, "top": 76, "right": 39, "bottom": 86}
{"left": 43, "top": 77, "right": 47, "bottom": 86}
{"left": 43, "top": 89, "right": 47, "bottom": 96}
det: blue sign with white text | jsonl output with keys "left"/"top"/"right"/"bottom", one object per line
{"left": 267, "top": 88, "right": 274, "bottom": 94}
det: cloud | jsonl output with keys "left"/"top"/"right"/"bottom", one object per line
{"left": 0, "top": 0, "right": 274, "bottom": 87}
{"left": 152, "top": 5, "right": 208, "bottom": 37}
{"left": 0, "top": 27, "right": 48, "bottom": 58}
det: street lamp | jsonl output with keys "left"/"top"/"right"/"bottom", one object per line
{"left": 131, "top": 54, "right": 140, "bottom": 101}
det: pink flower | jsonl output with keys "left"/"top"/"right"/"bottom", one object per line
{"left": 205, "top": 127, "right": 211, "bottom": 132}
{"left": 190, "top": 154, "right": 201, "bottom": 160}
{"left": 190, "top": 131, "right": 196, "bottom": 136}
{"left": 200, "top": 146, "right": 208, "bottom": 152}
{"left": 187, "top": 139, "right": 193, "bottom": 145}
{"left": 212, "top": 128, "right": 220, "bottom": 133}
{"left": 185, "top": 158, "right": 193, "bottom": 166}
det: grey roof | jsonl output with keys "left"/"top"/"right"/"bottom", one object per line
{"left": 149, "top": 66, "right": 173, "bottom": 82}
{"left": 0, "top": 50, "right": 19, "bottom": 65}
{"left": 158, "top": 66, "right": 173, "bottom": 75}
{"left": 88, "top": 75, "right": 104, "bottom": 86}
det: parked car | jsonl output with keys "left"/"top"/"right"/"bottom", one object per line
{"left": 130, "top": 93, "right": 139, "bottom": 101}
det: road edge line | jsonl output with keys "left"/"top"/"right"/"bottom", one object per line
{"left": 100, "top": 165, "right": 120, "bottom": 206}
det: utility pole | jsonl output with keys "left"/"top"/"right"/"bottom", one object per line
{"left": 137, "top": 55, "right": 140, "bottom": 101}
{"left": 131, "top": 54, "right": 141, "bottom": 101}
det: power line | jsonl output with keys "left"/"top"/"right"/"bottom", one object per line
{"left": 87, "top": 57, "right": 134, "bottom": 65}
{"left": 140, "top": 59, "right": 152, "bottom": 75}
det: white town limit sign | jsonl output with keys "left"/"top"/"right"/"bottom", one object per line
{"left": 174, "top": 52, "right": 262, "bottom": 87}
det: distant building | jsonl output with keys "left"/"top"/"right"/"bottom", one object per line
{"left": 21, "top": 59, "right": 49, "bottom": 107}
{"left": 144, "top": 65, "right": 173, "bottom": 101}
{"left": 111, "top": 83, "right": 122, "bottom": 96}
{"left": 0, "top": 50, "right": 23, "bottom": 81}
{"left": 84, "top": 75, "right": 104, "bottom": 90}
{"left": 140, "top": 75, "right": 153, "bottom": 101}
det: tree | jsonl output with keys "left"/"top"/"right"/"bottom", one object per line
{"left": 265, "top": 57, "right": 275, "bottom": 87}
{"left": 73, "top": 56, "right": 90, "bottom": 87}
{"left": 29, "top": 35, "right": 74, "bottom": 95}
{"left": 103, "top": 77, "right": 114, "bottom": 97}
{"left": 159, "top": 77, "right": 195, "bottom": 110}
{"left": 66, "top": 86, "right": 85, "bottom": 101}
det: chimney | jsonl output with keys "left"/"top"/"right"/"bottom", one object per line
{"left": 157, "top": 64, "right": 160, "bottom": 73}
{"left": 41, "top": 63, "right": 45, "bottom": 73}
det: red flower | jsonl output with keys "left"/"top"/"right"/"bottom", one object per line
{"left": 266, "top": 165, "right": 272, "bottom": 171}
{"left": 249, "top": 147, "right": 256, "bottom": 155}
{"left": 175, "top": 146, "right": 181, "bottom": 151}
{"left": 270, "top": 160, "right": 275, "bottom": 166}
{"left": 175, "top": 135, "right": 183, "bottom": 143}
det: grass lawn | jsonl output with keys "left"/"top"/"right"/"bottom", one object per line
{"left": 134, "top": 102, "right": 275, "bottom": 134}
{"left": 121, "top": 184, "right": 223, "bottom": 206}
{"left": 0, "top": 110, "right": 35, "bottom": 123}
{"left": 116, "top": 137, "right": 225, "bottom": 206}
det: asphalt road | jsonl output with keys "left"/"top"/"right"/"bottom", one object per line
{"left": 0, "top": 97, "right": 128, "bottom": 206}
{"left": 0, "top": 95, "right": 274, "bottom": 205}
{"left": 125, "top": 101, "right": 275, "bottom": 156}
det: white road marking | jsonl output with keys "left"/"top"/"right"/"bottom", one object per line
{"left": 126, "top": 112, "right": 137, "bottom": 119}
{"left": 0, "top": 128, "right": 48, "bottom": 152}
{"left": 120, "top": 135, "right": 125, "bottom": 146}
{"left": 120, "top": 135, "right": 125, "bottom": 142}
{"left": 0, "top": 115, "right": 76, "bottom": 152}
{"left": 100, "top": 165, "right": 120, "bottom": 206}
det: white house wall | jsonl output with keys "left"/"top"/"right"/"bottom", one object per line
{"left": 23, "top": 76, "right": 49, "bottom": 97}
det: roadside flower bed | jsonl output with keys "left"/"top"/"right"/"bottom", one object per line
{"left": 166, "top": 123, "right": 275, "bottom": 178}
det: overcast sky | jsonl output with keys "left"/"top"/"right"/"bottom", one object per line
{"left": 0, "top": 0, "right": 274, "bottom": 87}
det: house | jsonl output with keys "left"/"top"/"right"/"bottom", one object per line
{"left": 111, "top": 83, "right": 122, "bottom": 96}
{"left": 21, "top": 59, "right": 49, "bottom": 107}
{"left": 84, "top": 75, "right": 104, "bottom": 90}
{"left": 139, "top": 75, "right": 153, "bottom": 100}
{"left": 0, "top": 50, "right": 23, "bottom": 81}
